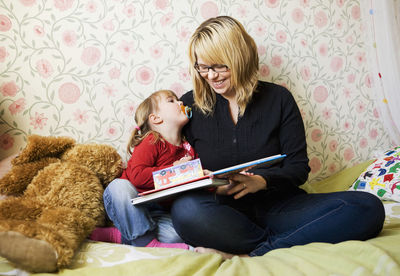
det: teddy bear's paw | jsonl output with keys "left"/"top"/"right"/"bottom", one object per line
{"left": 0, "top": 231, "right": 58, "bottom": 273}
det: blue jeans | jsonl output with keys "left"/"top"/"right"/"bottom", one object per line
{"left": 103, "top": 179, "right": 184, "bottom": 246}
{"left": 171, "top": 190, "right": 385, "bottom": 256}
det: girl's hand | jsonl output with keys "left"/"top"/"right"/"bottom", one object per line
{"left": 216, "top": 174, "right": 267, "bottom": 199}
{"left": 203, "top": 169, "right": 212, "bottom": 175}
{"left": 173, "top": 155, "right": 193, "bottom": 166}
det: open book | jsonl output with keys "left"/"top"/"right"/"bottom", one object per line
{"left": 131, "top": 154, "right": 286, "bottom": 205}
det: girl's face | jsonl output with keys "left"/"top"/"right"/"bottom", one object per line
{"left": 155, "top": 93, "right": 188, "bottom": 127}
{"left": 196, "top": 57, "right": 234, "bottom": 98}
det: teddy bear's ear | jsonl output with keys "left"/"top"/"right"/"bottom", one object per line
{"left": 12, "top": 135, "right": 76, "bottom": 165}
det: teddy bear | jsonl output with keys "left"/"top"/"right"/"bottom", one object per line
{"left": 0, "top": 134, "right": 122, "bottom": 273}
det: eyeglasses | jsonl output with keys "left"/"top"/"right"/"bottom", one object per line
{"left": 194, "top": 63, "right": 229, "bottom": 74}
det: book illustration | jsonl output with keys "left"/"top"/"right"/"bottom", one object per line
{"left": 152, "top": 158, "right": 203, "bottom": 190}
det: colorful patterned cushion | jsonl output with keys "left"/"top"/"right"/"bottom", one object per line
{"left": 350, "top": 146, "right": 400, "bottom": 202}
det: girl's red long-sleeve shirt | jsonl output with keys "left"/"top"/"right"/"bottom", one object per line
{"left": 120, "top": 133, "right": 197, "bottom": 193}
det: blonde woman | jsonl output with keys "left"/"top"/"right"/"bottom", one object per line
{"left": 91, "top": 90, "right": 194, "bottom": 250}
{"left": 172, "top": 16, "right": 385, "bottom": 259}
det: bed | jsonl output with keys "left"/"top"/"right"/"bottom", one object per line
{"left": 1, "top": 160, "right": 400, "bottom": 276}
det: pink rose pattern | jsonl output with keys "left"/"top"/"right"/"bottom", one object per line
{"left": 0, "top": 46, "right": 8, "bottom": 62}
{"left": 0, "top": 15, "right": 12, "bottom": 32}
{"left": 20, "top": 0, "right": 37, "bottom": 7}
{"left": 259, "top": 64, "right": 270, "bottom": 78}
{"left": 62, "top": 30, "right": 77, "bottom": 47}
{"left": 276, "top": 30, "right": 287, "bottom": 43}
{"left": 103, "top": 84, "right": 117, "bottom": 97}
{"left": 200, "top": 2, "right": 218, "bottom": 20}
{"left": 311, "top": 129, "right": 322, "bottom": 142}
{"left": 58, "top": 82, "right": 80, "bottom": 104}
{"left": 123, "top": 4, "right": 135, "bottom": 18}
{"left": 265, "top": 0, "right": 279, "bottom": 8}
{"left": 107, "top": 126, "right": 117, "bottom": 137}
{"left": 177, "top": 27, "right": 191, "bottom": 42}
{"left": 0, "top": 1, "right": 391, "bottom": 184}
{"left": 118, "top": 40, "right": 135, "bottom": 58}
{"left": 33, "top": 25, "right": 44, "bottom": 36}
{"left": 292, "top": 8, "right": 304, "bottom": 23}
{"left": 124, "top": 102, "right": 136, "bottom": 116}
{"left": 103, "top": 20, "right": 115, "bottom": 31}
{"left": 313, "top": 85, "right": 328, "bottom": 103}
{"left": 0, "top": 133, "right": 14, "bottom": 150}
{"left": 258, "top": 45, "right": 266, "bottom": 56}
{"left": 86, "top": 1, "right": 97, "bottom": 13}
{"left": 36, "top": 59, "right": 53, "bottom": 78}
{"left": 178, "top": 68, "right": 190, "bottom": 82}
{"left": 300, "top": 66, "right": 311, "bottom": 81}
{"left": 136, "top": 66, "right": 154, "bottom": 85}
{"left": 9, "top": 98, "right": 26, "bottom": 115}
{"left": 314, "top": 10, "right": 328, "bottom": 28}
{"left": 108, "top": 67, "right": 121, "bottom": 79}
{"left": 81, "top": 46, "right": 101, "bottom": 66}
{"left": 330, "top": 56, "right": 343, "bottom": 72}
{"left": 73, "top": 109, "right": 89, "bottom": 124}
{"left": 150, "top": 44, "right": 163, "bottom": 59}
{"left": 30, "top": 112, "right": 48, "bottom": 130}
{"left": 154, "top": 0, "right": 168, "bottom": 10}
{"left": 271, "top": 55, "right": 282, "bottom": 67}
{"left": 309, "top": 157, "right": 322, "bottom": 174}
{"left": 170, "top": 82, "right": 184, "bottom": 98}
{"left": 255, "top": 23, "right": 267, "bottom": 37}
{"left": 160, "top": 12, "right": 173, "bottom": 26}
{"left": 1, "top": 81, "right": 19, "bottom": 97}
{"left": 322, "top": 107, "right": 332, "bottom": 120}
{"left": 54, "top": 0, "right": 74, "bottom": 11}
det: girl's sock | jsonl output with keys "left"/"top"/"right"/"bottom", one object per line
{"left": 89, "top": 227, "right": 121, "bottom": 244}
{"left": 89, "top": 228, "right": 190, "bottom": 250}
{"left": 145, "top": 238, "right": 189, "bottom": 250}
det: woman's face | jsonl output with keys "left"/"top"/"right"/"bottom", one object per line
{"left": 196, "top": 57, "right": 233, "bottom": 97}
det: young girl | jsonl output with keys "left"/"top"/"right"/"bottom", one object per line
{"left": 90, "top": 90, "right": 195, "bottom": 249}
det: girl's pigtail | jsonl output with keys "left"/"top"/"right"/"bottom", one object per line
{"left": 127, "top": 125, "right": 143, "bottom": 155}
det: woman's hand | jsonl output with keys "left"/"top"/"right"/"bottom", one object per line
{"left": 215, "top": 174, "right": 267, "bottom": 199}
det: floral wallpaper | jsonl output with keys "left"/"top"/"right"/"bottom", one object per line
{"left": 0, "top": 0, "right": 392, "bottom": 184}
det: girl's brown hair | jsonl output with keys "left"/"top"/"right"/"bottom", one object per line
{"left": 188, "top": 16, "right": 259, "bottom": 116}
{"left": 127, "top": 90, "right": 178, "bottom": 155}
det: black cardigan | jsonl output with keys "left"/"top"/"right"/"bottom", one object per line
{"left": 181, "top": 81, "right": 310, "bottom": 197}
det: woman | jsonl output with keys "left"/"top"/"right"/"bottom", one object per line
{"left": 172, "top": 16, "right": 385, "bottom": 258}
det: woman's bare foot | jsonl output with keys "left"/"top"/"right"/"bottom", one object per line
{"left": 194, "top": 247, "right": 248, "bottom": 260}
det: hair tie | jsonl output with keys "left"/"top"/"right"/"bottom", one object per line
{"left": 135, "top": 126, "right": 141, "bottom": 131}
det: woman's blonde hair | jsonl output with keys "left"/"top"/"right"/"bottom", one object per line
{"left": 127, "top": 89, "right": 178, "bottom": 155}
{"left": 188, "top": 16, "right": 259, "bottom": 116}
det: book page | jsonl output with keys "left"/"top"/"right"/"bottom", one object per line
{"left": 212, "top": 154, "right": 286, "bottom": 178}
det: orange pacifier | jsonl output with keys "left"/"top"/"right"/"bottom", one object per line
{"left": 181, "top": 105, "right": 192, "bottom": 118}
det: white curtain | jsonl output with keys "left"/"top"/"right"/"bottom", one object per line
{"left": 361, "top": 0, "right": 400, "bottom": 145}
